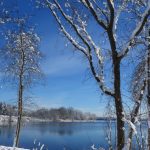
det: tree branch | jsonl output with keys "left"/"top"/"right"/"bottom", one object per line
{"left": 118, "top": 4, "right": 150, "bottom": 59}
{"left": 82, "top": 0, "right": 107, "bottom": 30}
{"left": 91, "top": 0, "right": 109, "bottom": 24}
{"left": 113, "top": 0, "right": 128, "bottom": 35}
{"left": 106, "top": 0, "right": 117, "bottom": 56}
{"left": 107, "top": 0, "right": 115, "bottom": 29}
{"left": 46, "top": 0, "right": 114, "bottom": 97}
{"left": 88, "top": 51, "right": 115, "bottom": 97}
{"left": 53, "top": 0, "right": 92, "bottom": 52}
{"left": 46, "top": 1, "right": 88, "bottom": 56}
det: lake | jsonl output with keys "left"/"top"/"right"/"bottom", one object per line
{"left": 0, "top": 121, "right": 147, "bottom": 150}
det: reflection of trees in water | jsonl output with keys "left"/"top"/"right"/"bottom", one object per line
{"left": 29, "top": 122, "right": 98, "bottom": 136}
{"left": 57, "top": 129, "right": 73, "bottom": 136}
{"left": 0, "top": 126, "right": 13, "bottom": 136}
{"left": 31, "top": 123, "right": 74, "bottom": 136}
{"left": 33, "top": 122, "right": 110, "bottom": 136}
{"left": 0, "top": 125, "right": 15, "bottom": 143}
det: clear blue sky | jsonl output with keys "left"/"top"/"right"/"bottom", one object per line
{"left": 0, "top": 0, "right": 138, "bottom": 116}
{"left": 0, "top": 0, "right": 110, "bottom": 116}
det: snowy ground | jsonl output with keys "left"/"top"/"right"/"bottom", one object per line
{"left": 0, "top": 146, "right": 29, "bottom": 150}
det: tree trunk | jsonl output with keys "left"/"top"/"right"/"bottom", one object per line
{"left": 113, "top": 57, "right": 125, "bottom": 150}
{"left": 13, "top": 79, "right": 23, "bottom": 147}
{"left": 107, "top": 27, "right": 125, "bottom": 149}
{"left": 13, "top": 30, "right": 25, "bottom": 148}
{"left": 115, "top": 98, "right": 124, "bottom": 150}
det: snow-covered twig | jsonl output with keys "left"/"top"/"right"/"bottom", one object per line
{"left": 118, "top": 2, "right": 150, "bottom": 58}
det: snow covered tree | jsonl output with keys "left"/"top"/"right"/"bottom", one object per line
{"left": 126, "top": 26, "right": 150, "bottom": 149}
{"left": 37, "top": 0, "right": 150, "bottom": 149}
{"left": 128, "top": 58, "right": 147, "bottom": 149}
{"left": 0, "top": 19, "right": 42, "bottom": 147}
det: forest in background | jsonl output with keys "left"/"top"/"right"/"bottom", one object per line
{"left": 0, "top": 102, "right": 96, "bottom": 121}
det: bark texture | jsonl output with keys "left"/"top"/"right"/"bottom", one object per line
{"left": 13, "top": 34, "right": 25, "bottom": 147}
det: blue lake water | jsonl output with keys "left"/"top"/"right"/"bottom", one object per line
{"left": 0, "top": 121, "right": 148, "bottom": 150}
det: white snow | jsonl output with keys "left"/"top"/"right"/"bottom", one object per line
{"left": 0, "top": 115, "right": 32, "bottom": 126}
{"left": 0, "top": 115, "right": 17, "bottom": 125}
{"left": 91, "top": 144, "right": 97, "bottom": 150}
{"left": 122, "top": 117, "right": 137, "bottom": 135}
{"left": 126, "top": 120, "right": 137, "bottom": 135}
{"left": 91, "top": 144, "right": 105, "bottom": 150}
{"left": 0, "top": 146, "right": 29, "bottom": 150}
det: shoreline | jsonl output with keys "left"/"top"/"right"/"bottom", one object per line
{"left": 0, "top": 115, "right": 97, "bottom": 126}
{"left": 0, "top": 146, "right": 29, "bottom": 150}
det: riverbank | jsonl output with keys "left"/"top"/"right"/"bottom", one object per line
{"left": 0, "top": 115, "right": 30, "bottom": 126}
{"left": 0, "top": 115, "right": 96, "bottom": 126}
{"left": 0, "top": 146, "right": 29, "bottom": 150}
{"left": 22, "top": 117, "right": 97, "bottom": 123}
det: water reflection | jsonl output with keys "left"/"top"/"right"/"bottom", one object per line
{"left": 0, "top": 121, "right": 146, "bottom": 150}
{"left": 0, "top": 122, "right": 113, "bottom": 149}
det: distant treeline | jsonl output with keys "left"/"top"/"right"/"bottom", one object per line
{"left": 29, "top": 107, "right": 97, "bottom": 121}
{"left": 0, "top": 102, "right": 16, "bottom": 116}
{"left": 0, "top": 102, "right": 96, "bottom": 121}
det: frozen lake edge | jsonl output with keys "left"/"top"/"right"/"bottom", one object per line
{"left": 0, "top": 146, "right": 29, "bottom": 150}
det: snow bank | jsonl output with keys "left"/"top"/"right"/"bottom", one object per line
{"left": 0, "top": 146, "right": 29, "bottom": 150}
{"left": 0, "top": 115, "right": 17, "bottom": 122}
{"left": 0, "top": 115, "right": 30, "bottom": 126}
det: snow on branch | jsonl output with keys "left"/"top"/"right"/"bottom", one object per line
{"left": 92, "top": 0, "right": 109, "bottom": 24}
{"left": 53, "top": 0, "right": 104, "bottom": 66}
{"left": 81, "top": 0, "right": 107, "bottom": 30}
{"left": 126, "top": 79, "right": 147, "bottom": 149}
{"left": 122, "top": 117, "right": 137, "bottom": 135}
{"left": 46, "top": 0, "right": 88, "bottom": 56}
{"left": 88, "top": 53, "right": 114, "bottom": 97}
{"left": 118, "top": 3, "right": 150, "bottom": 58}
{"left": 52, "top": 0, "right": 92, "bottom": 53}
{"left": 68, "top": 4, "right": 114, "bottom": 96}
{"left": 107, "top": 0, "right": 115, "bottom": 28}
{"left": 69, "top": 5, "right": 104, "bottom": 65}
{"left": 113, "top": 0, "right": 128, "bottom": 35}
{"left": 46, "top": 0, "right": 114, "bottom": 97}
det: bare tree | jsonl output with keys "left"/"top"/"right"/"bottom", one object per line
{"left": 0, "top": 19, "right": 42, "bottom": 147}
{"left": 124, "top": 24, "right": 149, "bottom": 149}
{"left": 127, "top": 59, "right": 147, "bottom": 149}
{"left": 37, "top": 0, "right": 150, "bottom": 149}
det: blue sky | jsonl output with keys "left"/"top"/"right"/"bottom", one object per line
{"left": 1, "top": 0, "right": 143, "bottom": 116}
{"left": 0, "top": 1, "right": 110, "bottom": 116}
